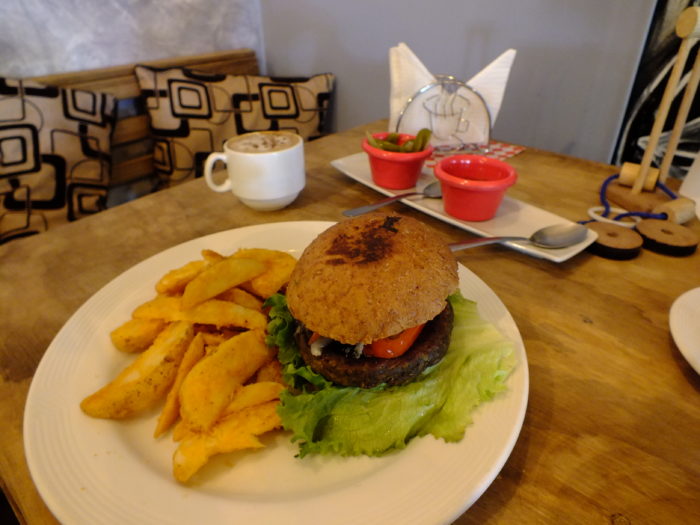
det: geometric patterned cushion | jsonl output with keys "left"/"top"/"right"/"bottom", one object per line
{"left": 134, "top": 66, "right": 335, "bottom": 186}
{"left": 0, "top": 77, "right": 116, "bottom": 244}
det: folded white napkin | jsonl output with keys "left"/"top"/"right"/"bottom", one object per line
{"left": 389, "top": 43, "right": 436, "bottom": 133}
{"left": 388, "top": 43, "right": 516, "bottom": 148}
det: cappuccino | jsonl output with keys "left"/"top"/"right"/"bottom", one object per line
{"left": 204, "top": 130, "right": 305, "bottom": 211}
{"left": 227, "top": 131, "right": 301, "bottom": 153}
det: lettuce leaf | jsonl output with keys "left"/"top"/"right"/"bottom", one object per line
{"left": 264, "top": 291, "right": 515, "bottom": 457}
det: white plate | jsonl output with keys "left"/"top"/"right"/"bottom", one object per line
{"left": 24, "top": 221, "right": 529, "bottom": 525}
{"left": 670, "top": 287, "right": 700, "bottom": 374}
{"left": 331, "top": 152, "right": 597, "bottom": 263}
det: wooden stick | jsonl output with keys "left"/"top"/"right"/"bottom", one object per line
{"left": 658, "top": 39, "right": 700, "bottom": 183}
{"left": 631, "top": 36, "right": 693, "bottom": 193}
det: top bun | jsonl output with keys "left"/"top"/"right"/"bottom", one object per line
{"left": 286, "top": 212, "right": 459, "bottom": 344}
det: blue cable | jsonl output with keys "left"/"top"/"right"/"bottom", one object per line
{"left": 614, "top": 210, "right": 666, "bottom": 221}
{"left": 598, "top": 174, "right": 619, "bottom": 217}
{"left": 657, "top": 180, "right": 678, "bottom": 199}
{"left": 597, "top": 172, "right": 674, "bottom": 223}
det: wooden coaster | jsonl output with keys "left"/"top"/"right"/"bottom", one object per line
{"left": 586, "top": 222, "right": 643, "bottom": 260}
{"left": 635, "top": 219, "right": 699, "bottom": 256}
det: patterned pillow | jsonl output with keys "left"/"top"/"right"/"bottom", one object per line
{"left": 134, "top": 66, "right": 334, "bottom": 186}
{"left": 0, "top": 77, "right": 116, "bottom": 243}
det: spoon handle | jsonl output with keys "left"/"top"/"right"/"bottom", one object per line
{"left": 342, "top": 192, "right": 421, "bottom": 217}
{"left": 448, "top": 236, "right": 529, "bottom": 251}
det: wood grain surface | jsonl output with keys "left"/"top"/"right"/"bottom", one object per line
{"left": 1, "top": 120, "right": 698, "bottom": 524}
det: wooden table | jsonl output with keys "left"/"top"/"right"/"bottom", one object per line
{"left": 1, "top": 121, "right": 699, "bottom": 524}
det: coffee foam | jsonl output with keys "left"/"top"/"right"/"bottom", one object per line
{"left": 228, "top": 132, "right": 300, "bottom": 153}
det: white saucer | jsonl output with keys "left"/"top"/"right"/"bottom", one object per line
{"left": 669, "top": 287, "right": 700, "bottom": 374}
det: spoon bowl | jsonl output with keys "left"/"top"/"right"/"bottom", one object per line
{"left": 449, "top": 223, "right": 588, "bottom": 251}
{"left": 342, "top": 181, "right": 442, "bottom": 217}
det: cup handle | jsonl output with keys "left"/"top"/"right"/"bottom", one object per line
{"left": 204, "top": 152, "right": 231, "bottom": 193}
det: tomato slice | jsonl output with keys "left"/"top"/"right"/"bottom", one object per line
{"left": 308, "top": 332, "right": 321, "bottom": 345}
{"left": 363, "top": 324, "right": 425, "bottom": 359}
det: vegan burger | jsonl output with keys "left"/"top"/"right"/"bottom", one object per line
{"left": 285, "top": 212, "right": 459, "bottom": 388}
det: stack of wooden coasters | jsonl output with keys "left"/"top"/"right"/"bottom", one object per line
{"left": 586, "top": 214, "right": 698, "bottom": 260}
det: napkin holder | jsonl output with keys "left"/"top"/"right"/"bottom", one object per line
{"left": 389, "top": 44, "right": 515, "bottom": 153}
{"left": 394, "top": 74, "right": 491, "bottom": 152}
{"left": 608, "top": 6, "right": 699, "bottom": 223}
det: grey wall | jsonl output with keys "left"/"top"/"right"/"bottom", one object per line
{"left": 260, "top": 0, "right": 657, "bottom": 163}
{"left": 0, "top": 0, "right": 265, "bottom": 77}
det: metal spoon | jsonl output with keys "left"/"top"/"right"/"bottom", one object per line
{"left": 449, "top": 223, "right": 588, "bottom": 251}
{"left": 342, "top": 181, "right": 442, "bottom": 217}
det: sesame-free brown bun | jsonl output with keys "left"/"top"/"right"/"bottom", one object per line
{"left": 286, "top": 212, "right": 459, "bottom": 344}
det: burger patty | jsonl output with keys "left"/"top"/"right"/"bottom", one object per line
{"left": 295, "top": 303, "right": 454, "bottom": 388}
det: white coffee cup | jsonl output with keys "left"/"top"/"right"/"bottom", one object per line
{"left": 203, "top": 131, "right": 305, "bottom": 211}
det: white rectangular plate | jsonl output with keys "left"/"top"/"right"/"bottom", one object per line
{"left": 331, "top": 152, "right": 597, "bottom": 263}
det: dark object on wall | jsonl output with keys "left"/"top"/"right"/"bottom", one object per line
{"left": 614, "top": 0, "right": 700, "bottom": 179}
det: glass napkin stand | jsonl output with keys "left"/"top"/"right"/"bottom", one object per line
{"left": 395, "top": 75, "right": 491, "bottom": 153}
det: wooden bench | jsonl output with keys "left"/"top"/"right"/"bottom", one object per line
{"left": 29, "top": 49, "right": 259, "bottom": 190}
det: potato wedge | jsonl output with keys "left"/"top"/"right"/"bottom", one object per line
{"left": 201, "top": 249, "right": 225, "bottom": 264}
{"left": 81, "top": 321, "right": 194, "bottom": 419}
{"left": 198, "top": 330, "right": 233, "bottom": 348}
{"left": 216, "top": 287, "right": 264, "bottom": 311}
{"left": 110, "top": 318, "right": 166, "bottom": 353}
{"left": 221, "top": 381, "right": 284, "bottom": 418}
{"left": 154, "top": 332, "right": 206, "bottom": 438}
{"left": 171, "top": 377, "right": 282, "bottom": 442}
{"left": 254, "top": 359, "right": 284, "bottom": 384}
{"left": 80, "top": 244, "right": 298, "bottom": 483}
{"left": 172, "top": 418, "right": 190, "bottom": 442}
{"left": 173, "top": 400, "right": 281, "bottom": 483}
{"left": 155, "top": 260, "right": 207, "bottom": 295}
{"left": 181, "top": 257, "right": 266, "bottom": 310}
{"left": 232, "top": 248, "right": 296, "bottom": 298}
{"left": 185, "top": 299, "right": 267, "bottom": 330}
{"left": 131, "top": 294, "right": 180, "bottom": 320}
{"left": 132, "top": 296, "right": 267, "bottom": 330}
{"left": 178, "top": 329, "right": 274, "bottom": 432}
